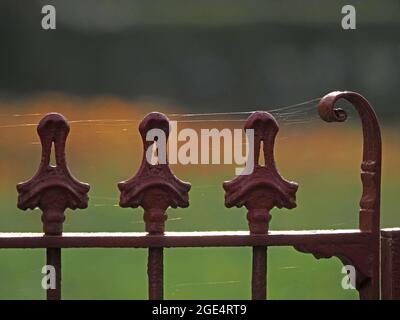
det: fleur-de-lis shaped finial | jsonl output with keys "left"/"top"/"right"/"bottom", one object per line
{"left": 223, "top": 111, "right": 298, "bottom": 233}
{"left": 17, "top": 113, "right": 90, "bottom": 235}
{"left": 118, "top": 112, "right": 191, "bottom": 234}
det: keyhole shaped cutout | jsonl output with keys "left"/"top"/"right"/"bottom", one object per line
{"left": 150, "top": 137, "right": 159, "bottom": 166}
{"left": 50, "top": 141, "right": 57, "bottom": 167}
{"left": 258, "top": 140, "right": 266, "bottom": 166}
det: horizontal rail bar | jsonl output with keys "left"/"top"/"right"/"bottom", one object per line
{"left": 381, "top": 228, "right": 400, "bottom": 237}
{"left": 0, "top": 230, "right": 371, "bottom": 249}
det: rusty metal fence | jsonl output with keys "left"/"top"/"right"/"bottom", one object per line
{"left": 0, "top": 90, "right": 399, "bottom": 300}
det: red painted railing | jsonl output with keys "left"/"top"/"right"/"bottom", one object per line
{"left": 1, "top": 91, "right": 398, "bottom": 300}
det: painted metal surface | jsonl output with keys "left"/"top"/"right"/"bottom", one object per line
{"left": 223, "top": 111, "right": 298, "bottom": 299}
{"left": 16, "top": 113, "right": 89, "bottom": 300}
{"left": 118, "top": 112, "right": 190, "bottom": 300}
{"left": 381, "top": 228, "right": 400, "bottom": 299}
{"left": 295, "top": 91, "right": 381, "bottom": 299}
{"left": 7, "top": 91, "right": 393, "bottom": 300}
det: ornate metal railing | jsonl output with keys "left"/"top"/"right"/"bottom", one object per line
{"left": 1, "top": 91, "right": 398, "bottom": 300}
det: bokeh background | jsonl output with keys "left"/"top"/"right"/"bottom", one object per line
{"left": 0, "top": 0, "right": 399, "bottom": 299}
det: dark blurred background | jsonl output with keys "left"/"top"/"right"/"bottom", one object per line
{"left": 1, "top": 0, "right": 400, "bottom": 120}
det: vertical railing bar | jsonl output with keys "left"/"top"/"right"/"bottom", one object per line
{"left": 46, "top": 248, "right": 61, "bottom": 300}
{"left": 381, "top": 229, "right": 400, "bottom": 299}
{"left": 252, "top": 246, "right": 267, "bottom": 300}
{"left": 148, "top": 247, "right": 164, "bottom": 300}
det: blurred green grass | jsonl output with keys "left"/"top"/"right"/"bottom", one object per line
{"left": 0, "top": 99, "right": 398, "bottom": 299}
{"left": 2, "top": 170, "right": 397, "bottom": 300}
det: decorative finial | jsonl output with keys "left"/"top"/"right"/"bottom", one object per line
{"left": 17, "top": 113, "right": 90, "bottom": 235}
{"left": 118, "top": 112, "right": 191, "bottom": 234}
{"left": 223, "top": 111, "right": 298, "bottom": 233}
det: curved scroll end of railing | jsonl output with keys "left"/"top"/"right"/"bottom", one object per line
{"left": 16, "top": 113, "right": 90, "bottom": 235}
{"left": 318, "top": 91, "right": 382, "bottom": 233}
{"left": 118, "top": 112, "right": 191, "bottom": 234}
{"left": 223, "top": 111, "right": 298, "bottom": 234}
